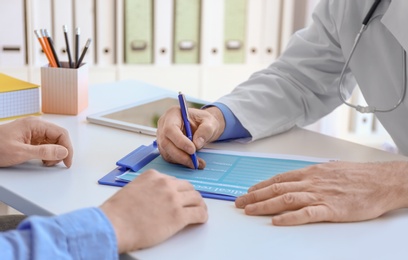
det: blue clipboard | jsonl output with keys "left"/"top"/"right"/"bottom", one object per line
{"left": 98, "top": 141, "right": 237, "bottom": 201}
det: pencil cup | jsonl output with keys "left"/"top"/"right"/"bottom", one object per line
{"left": 41, "top": 62, "right": 88, "bottom": 115}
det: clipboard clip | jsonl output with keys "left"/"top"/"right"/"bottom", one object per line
{"left": 116, "top": 140, "right": 160, "bottom": 172}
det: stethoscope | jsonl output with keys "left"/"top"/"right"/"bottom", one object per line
{"left": 338, "top": 0, "right": 407, "bottom": 113}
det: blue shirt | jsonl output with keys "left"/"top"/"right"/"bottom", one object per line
{"left": 210, "top": 102, "right": 251, "bottom": 141}
{"left": 0, "top": 207, "right": 117, "bottom": 260}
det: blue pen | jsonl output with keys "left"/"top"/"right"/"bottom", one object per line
{"left": 178, "top": 91, "right": 199, "bottom": 169}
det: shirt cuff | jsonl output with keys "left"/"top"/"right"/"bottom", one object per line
{"left": 204, "top": 102, "right": 251, "bottom": 141}
{"left": 18, "top": 207, "right": 118, "bottom": 259}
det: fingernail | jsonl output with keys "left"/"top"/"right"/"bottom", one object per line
{"left": 56, "top": 147, "right": 68, "bottom": 159}
{"left": 235, "top": 197, "right": 246, "bottom": 208}
{"left": 248, "top": 186, "right": 257, "bottom": 192}
{"left": 196, "top": 137, "right": 205, "bottom": 149}
{"left": 245, "top": 204, "right": 256, "bottom": 213}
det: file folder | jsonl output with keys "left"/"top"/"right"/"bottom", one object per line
{"left": 245, "top": 0, "right": 263, "bottom": 64}
{"left": 154, "top": 0, "right": 174, "bottom": 65}
{"left": 173, "top": 0, "right": 201, "bottom": 64}
{"left": 223, "top": 0, "right": 246, "bottom": 64}
{"left": 0, "top": 0, "right": 26, "bottom": 67}
{"left": 73, "top": 0, "right": 95, "bottom": 65}
{"left": 200, "top": 0, "right": 225, "bottom": 66}
{"left": 124, "top": 0, "right": 153, "bottom": 64}
{"left": 98, "top": 141, "right": 329, "bottom": 201}
{"left": 52, "top": 0, "right": 73, "bottom": 62}
{"left": 260, "top": 0, "right": 282, "bottom": 63}
{"left": 30, "top": 0, "right": 53, "bottom": 67}
{"left": 95, "top": 0, "right": 116, "bottom": 65}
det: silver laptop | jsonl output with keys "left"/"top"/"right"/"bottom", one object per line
{"left": 86, "top": 93, "right": 207, "bottom": 136}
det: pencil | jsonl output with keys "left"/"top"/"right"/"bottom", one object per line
{"left": 40, "top": 29, "right": 58, "bottom": 68}
{"left": 63, "top": 25, "right": 73, "bottom": 68}
{"left": 76, "top": 38, "right": 92, "bottom": 68}
{"left": 75, "top": 27, "right": 80, "bottom": 68}
{"left": 44, "top": 29, "right": 61, "bottom": 67}
{"left": 34, "top": 29, "right": 56, "bottom": 67}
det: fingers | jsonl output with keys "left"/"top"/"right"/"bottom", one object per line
{"left": 235, "top": 181, "right": 306, "bottom": 208}
{"left": 181, "top": 203, "right": 209, "bottom": 224}
{"left": 248, "top": 170, "right": 304, "bottom": 192}
{"left": 243, "top": 192, "right": 318, "bottom": 215}
{"left": 38, "top": 120, "right": 73, "bottom": 167}
{"left": 272, "top": 205, "right": 331, "bottom": 226}
{"left": 157, "top": 106, "right": 223, "bottom": 168}
{"left": 241, "top": 191, "right": 332, "bottom": 226}
{"left": 24, "top": 144, "right": 69, "bottom": 166}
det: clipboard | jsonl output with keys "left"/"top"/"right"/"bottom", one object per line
{"left": 98, "top": 141, "right": 237, "bottom": 201}
{"left": 98, "top": 141, "right": 329, "bottom": 202}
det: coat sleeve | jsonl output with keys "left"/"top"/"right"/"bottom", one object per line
{"left": 216, "top": 0, "right": 357, "bottom": 140}
{"left": 0, "top": 207, "right": 117, "bottom": 260}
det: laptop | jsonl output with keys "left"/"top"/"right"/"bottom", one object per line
{"left": 86, "top": 93, "right": 206, "bottom": 136}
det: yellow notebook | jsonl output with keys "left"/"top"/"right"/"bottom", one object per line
{"left": 0, "top": 73, "right": 40, "bottom": 120}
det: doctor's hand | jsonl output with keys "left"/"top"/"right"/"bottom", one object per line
{"left": 0, "top": 117, "right": 73, "bottom": 168}
{"left": 100, "top": 169, "right": 208, "bottom": 253}
{"left": 156, "top": 106, "right": 225, "bottom": 169}
{"left": 235, "top": 161, "right": 408, "bottom": 226}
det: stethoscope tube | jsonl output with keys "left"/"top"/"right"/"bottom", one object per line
{"left": 337, "top": 0, "right": 407, "bottom": 114}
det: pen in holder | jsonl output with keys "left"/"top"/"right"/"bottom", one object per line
{"left": 41, "top": 62, "right": 88, "bottom": 115}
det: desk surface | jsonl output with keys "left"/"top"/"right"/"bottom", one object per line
{"left": 1, "top": 80, "right": 408, "bottom": 260}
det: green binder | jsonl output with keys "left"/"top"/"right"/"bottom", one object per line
{"left": 224, "top": 0, "right": 247, "bottom": 63}
{"left": 173, "top": 0, "right": 201, "bottom": 64}
{"left": 124, "top": 0, "right": 153, "bottom": 64}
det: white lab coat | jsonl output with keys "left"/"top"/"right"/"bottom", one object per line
{"left": 217, "top": 0, "right": 408, "bottom": 155}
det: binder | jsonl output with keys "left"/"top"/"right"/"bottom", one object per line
{"left": 260, "top": 0, "right": 282, "bottom": 64}
{"left": 0, "top": 73, "right": 40, "bottom": 120}
{"left": 154, "top": 0, "right": 174, "bottom": 65}
{"left": 200, "top": 0, "right": 225, "bottom": 66}
{"left": 280, "top": 0, "right": 308, "bottom": 53}
{"left": 30, "top": 0, "right": 53, "bottom": 67}
{"left": 0, "top": 0, "right": 26, "bottom": 67}
{"left": 95, "top": 0, "right": 116, "bottom": 65}
{"left": 73, "top": 0, "right": 95, "bottom": 65}
{"left": 98, "top": 141, "right": 327, "bottom": 201}
{"left": 223, "top": 0, "right": 246, "bottom": 64}
{"left": 52, "top": 0, "right": 74, "bottom": 63}
{"left": 124, "top": 0, "right": 153, "bottom": 64}
{"left": 245, "top": 0, "right": 263, "bottom": 64}
{"left": 173, "top": 0, "right": 201, "bottom": 64}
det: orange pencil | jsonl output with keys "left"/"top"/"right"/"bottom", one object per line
{"left": 40, "top": 29, "right": 58, "bottom": 67}
{"left": 34, "top": 29, "right": 57, "bottom": 67}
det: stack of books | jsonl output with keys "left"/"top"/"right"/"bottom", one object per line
{"left": 0, "top": 73, "right": 40, "bottom": 120}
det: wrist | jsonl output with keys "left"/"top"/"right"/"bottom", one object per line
{"left": 203, "top": 106, "right": 226, "bottom": 141}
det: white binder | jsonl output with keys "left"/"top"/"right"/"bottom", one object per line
{"left": 95, "top": 0, "right": 116, "bottom": 65}
{"left": 260, "top": 0, "right": 282, "bottom": 64}
{"left": 0, "top": 0, "right": 26, "bottom": 67}
{"left": 73, "top": 0, "right": 95, "bottom": 65}
{"left": 200, "top": 0, "right": 225, "bottom": 66}
{"left": 245, "top": 0, "right": 264, "bottom": 64}
{"left": 30, "top": 0, "right": 53, "bottom": 67}
{"left": 52, "top": 0, "right": 74, "bottom": 63}
{"left": 154, "top": 0, "right": 174, "bottom": 65}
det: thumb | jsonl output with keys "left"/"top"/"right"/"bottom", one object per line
{"left": 26, "top": 144, "right": 69, "bottom": 161}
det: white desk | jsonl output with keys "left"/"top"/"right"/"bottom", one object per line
{"left": 1, "top": 80, "right": 408, "bottom": 260}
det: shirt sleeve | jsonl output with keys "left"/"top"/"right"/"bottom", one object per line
{"left": 0, "top": 207, "right": 118, "bottom": 260}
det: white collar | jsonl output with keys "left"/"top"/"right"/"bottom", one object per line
{"left": 381, "top": 0, "right": 408, "bottom": 51}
